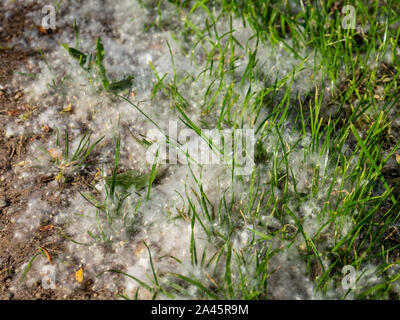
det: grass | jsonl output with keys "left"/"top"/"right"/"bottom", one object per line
{"left": 61, "top": 35, "right": 134, "bottom": 94}
{"left": 18, "top": 0, "right": 400, "bottom": 300}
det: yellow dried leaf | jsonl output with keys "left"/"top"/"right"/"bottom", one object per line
{"left": 396, "top": 154, "right": 400, "bottom": 166}
{"left": 135, "top": 242, "right": 144, "bottom": 256}
{"left": 94, "top": 167, "right": 101, "bottom": 181}
{"left": 394, "top": 153, "right": 400, "bottom": 166}
{"left": 12, "top": 161, "right": 27, "bottom": 167}
{"left": 59, "top": 103, "right": 72, "bottom": 114}
{"left": 55, "top": 171, "right": 66, "bottom": 184}
{"left": 20, "top": 111, "right": 33, "bottom": 121}
{"left": 75, "top": 268, "right": 84, "bottom": 283}
{"left": 48, "top": 148, "right": 62, "bottom": 160}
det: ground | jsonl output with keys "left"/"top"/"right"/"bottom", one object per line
{"left": 0, "top": 2, "right": 110, "bottom": 300}
{"left": 0, "top": 0, "right": 400, "bottom": 300}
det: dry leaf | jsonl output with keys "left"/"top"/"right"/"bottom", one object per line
{"left": 134, "top": 242, "right": 145, "bottom": 256}
{"left": 38, "top": 26, "right": 48, "bottom": 35}
{"left": 7, "top": 109, "right": 20, "bottom": 116}
{"left": 20, "top": 111, "right": 34, "bottom": 121}
{"left": 75, "top": 268, "right": 84, "bottom": 283}
{"left": 48, "top": 148, "right": 62, "bottom": 160}
{"left": 39, "top": 246, "right": 52, "bottom": 265}
{"left": 396, "top": 154, "right": 400, "bottom": 166}
{"left": 395, "top": 153, "right": 400, "bottom": 166}
{"left": 41, "top": 125, "right": 51, "bottom": 133}
{"left": 12, "top": 161, "right": 28, "bottom": 167}
{"left": 59, "top": 103, "right": 72, "bottom": 114}
{"left": 206, "top": 273, "right": 219, "bottom": 288}
{"left": 55, "top": 171, "right": 66, "bottom": 184}
{"left": 94, "top": 167, "right": 101, "bottom": 181}
{"left": 39, "top": 224, "right": 54, "bottom": 232}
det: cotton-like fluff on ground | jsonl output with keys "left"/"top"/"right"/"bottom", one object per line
{"left": 7, "top": 0, "right": 387, "bottom": 299}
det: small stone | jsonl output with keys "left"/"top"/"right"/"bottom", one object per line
{"left": 0, "top": 198, "right": 8, "bottom": 208}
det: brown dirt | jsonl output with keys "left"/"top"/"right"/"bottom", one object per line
{"left": 0, "top": 2, "right": 113, "bottom": 300}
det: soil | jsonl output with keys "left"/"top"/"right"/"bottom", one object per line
{"left": 0, "top": 2, "right": 113, "bottom": 300}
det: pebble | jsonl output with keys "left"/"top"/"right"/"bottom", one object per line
{"left": 0, "top": 197, "right": 8, "bottom": 208}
